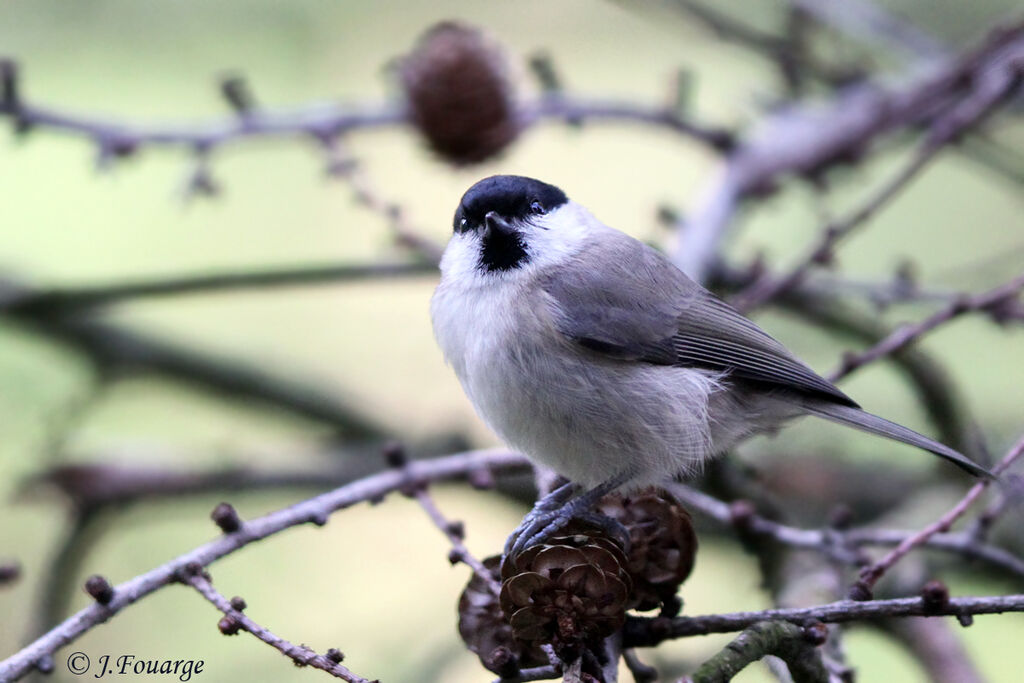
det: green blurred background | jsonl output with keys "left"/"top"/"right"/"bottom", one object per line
{"left": 1, "top": 1, "right": 1022, "bottom": 681}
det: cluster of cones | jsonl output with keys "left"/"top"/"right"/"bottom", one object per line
{"left": 458, "top": 489, "right": 698, "bottom": 675}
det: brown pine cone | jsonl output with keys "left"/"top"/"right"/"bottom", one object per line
{"left": 397, "top": 21, "right": 519, "bottom": 165}
{"left": 457, "top": 556, "right": 547, "bottom": 676}
{"left": 498, "top": 524, "right": 631, "bottom": 658}
{"left": 598, "top": 489, "right": 698, "bottom": 612}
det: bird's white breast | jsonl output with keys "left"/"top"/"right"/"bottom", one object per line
{"left": 432, "top": 264, "right": 722, "bottom": 489}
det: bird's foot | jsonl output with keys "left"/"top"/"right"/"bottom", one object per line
{"left": 503, "top": 481, "right": 577, "bottom": 558}
{"left": 503, "top": 490, "right": 631, "bottom": 559}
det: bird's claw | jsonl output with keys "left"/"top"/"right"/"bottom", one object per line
{"left": 503, "top": 502, "right": 632, "bottom": 559}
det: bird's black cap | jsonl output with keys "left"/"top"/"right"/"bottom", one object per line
{"left": 453, "top": 175, "right": 568, "bottom": 233}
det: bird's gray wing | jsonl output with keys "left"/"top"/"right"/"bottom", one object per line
{"left": 541, "top": 232, "right": 857, "bottom": 406}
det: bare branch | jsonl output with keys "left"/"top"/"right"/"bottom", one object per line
{"left": 664, "top": 0, "right": 864, "bottom": 88}
{"left": 674, "top": 20, "right": 1024, "bottom": 282}
{"left": 624, "top": 593, "right": 1024, "bottom": 647}
{"left": 322, "top": 139, "right": 444, "bottom": 263}
{"left": 667, "top": 482, "right": 1024, "bottom": 580}
{"left": 731, "top": 144, "right": 941, "bottom": 312}
{"left": 521, "top": 96, "right": 735, "bottom": 151}
{"left": 830, "top": 273, "right": 1024, "bottom": 381}
{"left": 854, "top": 434, "right": 1024, "bottom": 595}
{"left": 0, "top": 449, "right": 529, "bottom": 682}
{"left": 733, "top": 39, "right": 1023, "bottom": 311}
{"left": 0, "top": 73, "right": 731, "bottom": 168}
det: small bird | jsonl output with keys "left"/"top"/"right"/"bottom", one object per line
{"left": 431, "top": 175, "right": 988, "bottom": 553}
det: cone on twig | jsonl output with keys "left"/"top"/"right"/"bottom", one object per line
{"left": 458, "top": 491, "right": 698, "bottom": 668}
{"left": 398, "top": 21, "right": 519, "bottom": 165}
{"left": 457, "top": 556, "right": 547, "bottom": 675}
{"left": 598, "top": 489, "right": 698, "bottom": 611}
{"left": 498, "top": 522, "right": 632, "bottom": 659}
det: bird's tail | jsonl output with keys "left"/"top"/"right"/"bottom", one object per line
{"left": 802, "top": 401, "right": 992, "bottom": 478}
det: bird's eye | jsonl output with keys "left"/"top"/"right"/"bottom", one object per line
{"left": 530, "top": 200, "right": 546, "bottom": 214}
{"left": 460, "top": 218, "right": 468, "bottom": 231}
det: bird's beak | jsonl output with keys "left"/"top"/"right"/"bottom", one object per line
{"left": 483, "top": 211, "right": 516, "bottom": 239}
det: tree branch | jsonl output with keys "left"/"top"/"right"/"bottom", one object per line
{"left": 854, "top": 433, "right": 1024, "bottom": 595}
{"left": 624, "top": 593, "right": 1024, "bottom": 647}
{"left": 674, "top": 20, "right": 1024, "bottom": 282}
{"left": 666, "top": 482, "right": 1024, "bottom": 580}
{"left": 830, "top": 273, "right": 1024, "bottom": 381}
{"left": 0, "top": 61, "right": 732, "bottom": 164}
{"left": 787, "top": 0, "right": 948, "bottom": 60}
{"left": 731, "top": 144, "right": 943, "bottom": 312}
{"left": 685, "top": 621, "right": 828, "bottom": 683}
{"left": 0, "top": 449, "right": 529, "bottom": 682}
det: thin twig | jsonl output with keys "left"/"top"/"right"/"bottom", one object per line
{"left": 830, "top": 273, "right": 1024, "bottom": 381}
{"left": 855, "top": 434, "right": 1024, "bottom": 593}
{"left": 734, "top": 42, "right": 1024, "bottom": 313}
{"left": 184, "top": 572, "right": 372, "bottom": 682}
{"left": 0, "top": 72, "right": 732, "bottom": 164}
{"left": 521, "top": 96, "right": 735, "bottom": 151}
{"left": 624, "top": 593, "right": 1024, "bottom": 647}
{"left": 322, "top": 139, "right": 444, "bottom": 263}
{"left": 664, "top": 0, "right": 862, "bottom": 87}
{"left": 667, "top": 483, "right": 1024, "bottom": 579}
{"left": 673, "top": 21, "right": 1024, "bottom": 282}
{"left": 797, "top": 273, "right": 963, "bottom": 308}
{"left": 731, "top": 144, "right": 941, "bottom": 312}
{"left": 412, "top": 487, "right": 502, "bottom": 595}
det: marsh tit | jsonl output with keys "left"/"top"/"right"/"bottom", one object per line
{"left": 431, "top": 175, "right": 988, "bottom": 552}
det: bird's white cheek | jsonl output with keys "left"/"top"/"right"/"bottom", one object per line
{"left": 438, "top": 234, "right": 481, "bottom": 282}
